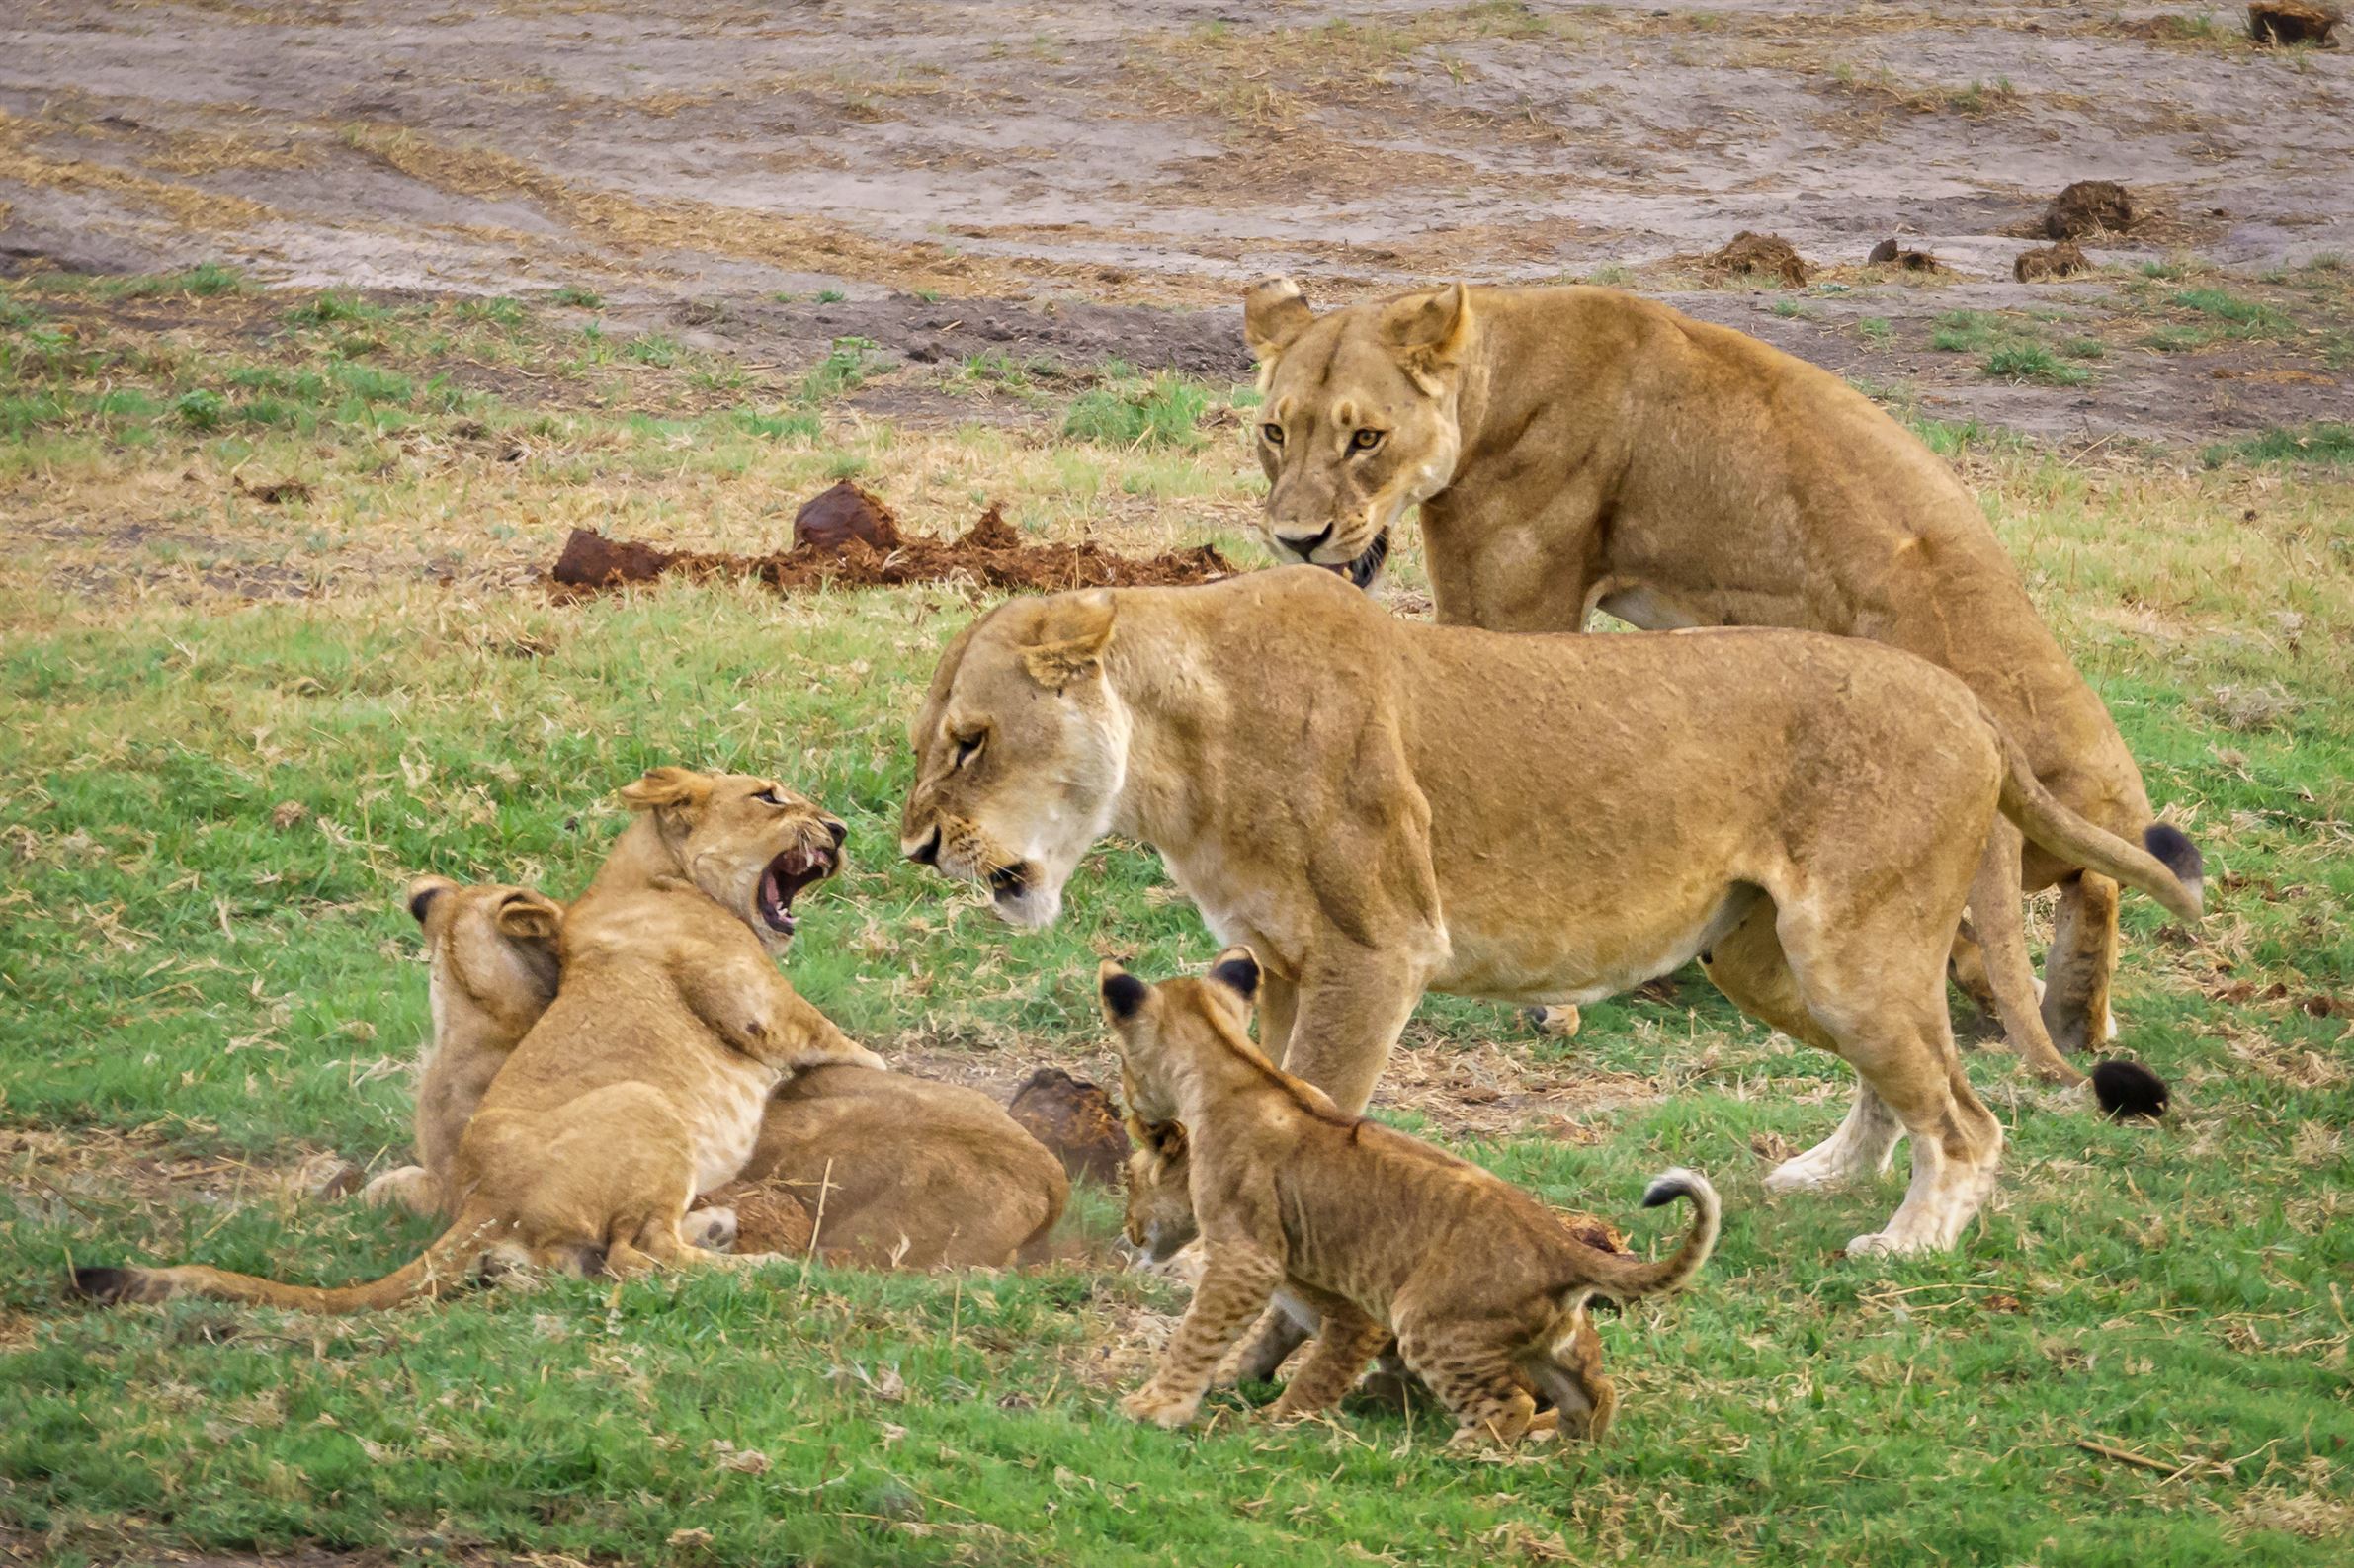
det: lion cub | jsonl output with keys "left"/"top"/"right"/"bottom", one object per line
{"left": 75, "top": 768, "right": 885, "bottom": 1312}
{"left": 1101, "top": 950, "right": 1718, "bottom": 1448}
{"left": 361, "top": 877, "right": 564, "bottom": 1218}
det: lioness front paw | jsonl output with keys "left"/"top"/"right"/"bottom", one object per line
{"left": 848, "top": 1044, "right": 887, "bottom": 1071}
{"left": 1120, "top": 1386, "right": 1200, "bottom": 1429}
{"left": 684, "top": 1206, "right": 740, "bottom": 1252}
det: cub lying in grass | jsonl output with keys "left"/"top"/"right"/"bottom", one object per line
{"left": 361, "top": 875, "right": 1066, "bottom": 1268}
{"left": 74, "top": 767, "right": 884, "bottom": 1312}
{"left": 1100, "top": 949, "right": 1718, "bottom": 1448}
{"left": 360, "top": 877, "right": 564, "bottom": 1219}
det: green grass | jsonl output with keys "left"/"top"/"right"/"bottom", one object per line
{"left": 1930, "top": 312, "right": 2098, "bottom": 386}
{"left": 1061, "top": 372, "right": 1213, "bottom": 449}
{"left": 799, "top": 335, "right": 890, "bottom": 403}
{"left": 1984, "top": 343, "right": 2091, "bottom": 386}
{"left": 2202, "top": 421, "right": 2354, "bottom": 468}
{"left": 1, "top": 275, "right": 2351, "bottom": 1568}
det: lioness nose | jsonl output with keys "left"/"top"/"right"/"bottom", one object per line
{"left": 906, "top": 826, "right": 941, "bottom": 866}
{"left": 1275, "top": 524, "right": 1332, "bottom": 561}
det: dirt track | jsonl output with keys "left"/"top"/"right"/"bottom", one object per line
{"left": 3, "top": 1, "right": 2350, "bottom": 441}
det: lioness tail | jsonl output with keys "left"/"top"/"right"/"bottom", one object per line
{"left": 1987, "top": 725, "right": 2202, "bottom": 924}
{"left": 70, "top": 1211, "right": 500, "bottom": 1315}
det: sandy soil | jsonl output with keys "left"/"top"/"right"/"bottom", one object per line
{"left": 3, "top": 2, "right": 2350, "bottom": 435}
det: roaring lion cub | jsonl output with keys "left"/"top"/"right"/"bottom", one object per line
{"left": 1101, "top": 951, "right": 1716, "bottom": 1447}
{"left": 74, "top": 768, "right": 885, "bottom": 1312}
{"left": 360, "top": 877, "right": 563, "bottom": 1218}
{"left": 1242, "top": 278, "right": 2178, "bottom": 1061}
{"left": 900, "top": 569, "right": 2201, "bottom": 1254}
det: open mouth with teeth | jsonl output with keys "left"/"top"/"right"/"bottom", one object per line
{"left": 1315, "top": 528, "right": 1389, "bottom": 591}
{"left": 756, "top": 843, "right": 837, "bottom": 935}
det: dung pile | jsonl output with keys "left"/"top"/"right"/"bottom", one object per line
{"left": 2044, "top": 180, "right": 2133, "bottom": 240}
{"left": 2014, "top": 240, "right": 2094, "bottom": 282}
{"left": 2247, "top": 2, "right": 2341, "bottom": 45}
{"left": 1705, "top": 231, "right": 1811, "bottom": 286}
{"left": 551, "top": 493, "right": 1235, "bottom": 599}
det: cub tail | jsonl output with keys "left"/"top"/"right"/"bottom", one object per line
{"left": 1574, "top": 1167, "right": 1721, "bottom": 1303}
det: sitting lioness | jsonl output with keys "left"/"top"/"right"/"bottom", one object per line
{"left": 899, "top": 569, "right": 2202, "bottom": 1254}
{"left": 1101, "top": 950, "right": 1716, "bottom": 1447}
{"left": 1241, "top": 278, "right": 2175, "bottom": 1060}
{"left": 360, "top": 877, "right": 564, "bottom": 1218}
{"left": 354, "top": 878, "right": 1066, "bottom": 1269}
{"left": 74, "top": 768, "right": 885, "bottom": 1312}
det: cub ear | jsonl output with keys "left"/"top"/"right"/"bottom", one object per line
{"left": 1244, "top": 277, "right": 1314, "bottom": 362}
{"left": 1381, "top": 282, "right": 1474, "bottom": 375}
{"left": 1099, "top": 959, "right": 1153, "bottom": 1024}
{"left": 406, "top": 875, "right": 457, "bottom": 926}
{"left": 1020, "top": 591, "right": 1118, "bottom": 690}
{"left": 494, "top": 890, "right": 563, "bottom": 944}
{"left": 1208, "top": 946, "right": 1262, "bottom": 1004}
{"left": 619, "top": 766, "right": 712, "bottom": 821}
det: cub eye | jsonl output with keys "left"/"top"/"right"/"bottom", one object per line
{"left": 953, "top": 731, "right": 985, "bottom": 769}
{"left": 753, "top": 787, "right": 786, "bottom": 806}
{"left": 1350, "top": 428, "right": 1385, "bottom": 452}
{"left": 1260, "top": 422, "right": 1285, "bottom": 447}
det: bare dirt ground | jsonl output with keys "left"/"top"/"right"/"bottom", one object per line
{"left": 3, "top": 0, "right": 2349, "bottom": 443}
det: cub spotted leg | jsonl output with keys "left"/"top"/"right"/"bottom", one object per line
{"left": 1397, "top": 1319, "right": 1541, "bottom": 1451}
{"left": 1123, "top": 1243, "right": 1284, "bottom": 1429}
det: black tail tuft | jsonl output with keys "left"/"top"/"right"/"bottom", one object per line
{"left": 1641, "top": 1169, "right": 1698, "bottom": 1208}
{"left": 70, "top": 1266, "right": 139, "bottom": 1304}
{"left": 2143, "top": 824, "right": 2204, "bottom": 909}
{"left": 2092, "top": 1060, "right": 2170, "bottom": 1120}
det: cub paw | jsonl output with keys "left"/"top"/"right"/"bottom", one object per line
{"left": 1120, "top": 1386, "right": 1199, "bottom": 1429}
{"left": 684, "top": 1207, "right": 740, "bottom": 1253}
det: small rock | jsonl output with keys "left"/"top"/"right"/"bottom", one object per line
{"left": 2015, "top": 241, "right": 2094, "bottom": 283}
{"left": 270, "top": 799, "right": 308, "bottom": 831}
{"left": 793, "top": 479, "right": 902, "bottom": 553}
{"left": 1007, "top": 1067, "right": 1130, "bottom": 1185}
{"left": 1868, "top": 239, "right": 1943, "bottom": 272}
{"left": 2044, "top": 180, "right": 2133, "bottom": 240}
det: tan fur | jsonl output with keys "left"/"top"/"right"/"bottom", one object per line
{"left": 360, "top": 878, "right": 563, "bottom": 1218}
{"left": 717, "top": 1064, "right": 1070, "bottom": 1269}
{"left": 74, "top": 769, "right": 885, "bottom": 1313}
{"left": 364, "top": 883, "right": 1066, "bottom": 1272}
{"left": 1102, "top": 953, "right": 1708, "bottom": 1446}
{"left": 1243, "top": 278, "right": 2171, "bottom": 1060}
{"left": 899, "top": 570, "right": 2201, "bottom": 1253}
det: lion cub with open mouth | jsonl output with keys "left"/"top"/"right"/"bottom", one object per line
{"left": 74, "top": 767, "right": 884, "bottom": 1313}
{"left": 1102, "top": 950, "right": 1718, "bottom": 1448}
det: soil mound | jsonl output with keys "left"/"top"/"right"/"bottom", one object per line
{"left": 1867, "top": 239, "right": 1944, "bottom": 272}
{"left": 2014, "top": 240, "right": 2093, "bottom": 282}
{"left": 551, "top": 501, "right": 1235, "bottom": 600}
{"left": 2248, "top": 2, "right": 2342, "bottom": 45}
{"left": 2045, "top": 181, "right": 2133, "bottom": 240}
{"left": 1007, "top": 1067, "right": 1130, "bottom": 1186}
{"left": 1705, "top": 231, "right": 1810, "bottom": 286}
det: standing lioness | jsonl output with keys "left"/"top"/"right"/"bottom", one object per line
{"left": 1243, "top": 279, "right": 2164, "bottom": 1058}
{"left": 899, "top": 569, "right": 2200, "bottom": 1254}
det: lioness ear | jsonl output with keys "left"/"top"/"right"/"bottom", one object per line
{"left": 495, "top": 890, "right": 562, "bottom": 944}
{"left": 1208, "top": 946, "right": 1261, "bottom": 1005}
{"left": 1381, "top": 282, "right": 1473, "bottom": 375}
{"left": 406, "top": 875, "right": 457, "bottom": 926}
{"left": 1155, "top": 1121, "right": 1189, "bottom": 1161}
{"left": 1100, "top": 959, "right": 1152, "bottom": 1023}
{"left": 1244, "top": 277, "right": 1314, "bottom": 362}
{"left": 1020, "top": 591, "right": 1117, "bottom": 690}
{"left": 619, "top": 766, "right": 712, "bottom": 823}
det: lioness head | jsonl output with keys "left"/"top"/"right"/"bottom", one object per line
{"left": 898, "top": 592, "right": 1129, "bottom": 929}
{"left": 1243, "top": 277, "right": 1474, "bottom": 588}
{"left": 619, "top": 767, "right": 848, "bottom": 954}
{"left": 1121, "top": 1116, "right": 1198, "bottom": 1265}
{"left": 405, "top": 877, "right": 564, "bottom": 1042}
{"left": 1095, "top": 948, "right": 1262, "bottom": 1123}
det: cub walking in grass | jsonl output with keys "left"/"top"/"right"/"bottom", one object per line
{"left": 1100, "top": 949, "right": 1718, "bottom": 1448}
{"left": 74, "top": 768, "right": 884, "bottom": 1312}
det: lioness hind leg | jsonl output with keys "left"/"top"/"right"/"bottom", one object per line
{"left": 2042, "top": 871, "right": 2121, "bottom": 1054}
{"left": 1703, "top": 902, "right": 1901, "bottom": 1191}
{"left": 360, "top": 1164, "right": 442, "bottom": 1216}
{"left": 1966, "top": 831, "right": 2087, "bottom": 1086}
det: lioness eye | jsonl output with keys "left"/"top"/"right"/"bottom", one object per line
{"left": 1260, "top": 422, "right": 1285, "bottom": 447}
{"left": 953, "top": 731, "right": 985, "bottom": 768}
{"left": 753, "top": 787, "right": 786, "bottom": 806}
{"left": 1350, "top": 428, "right": 1385, "bottom": 452}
